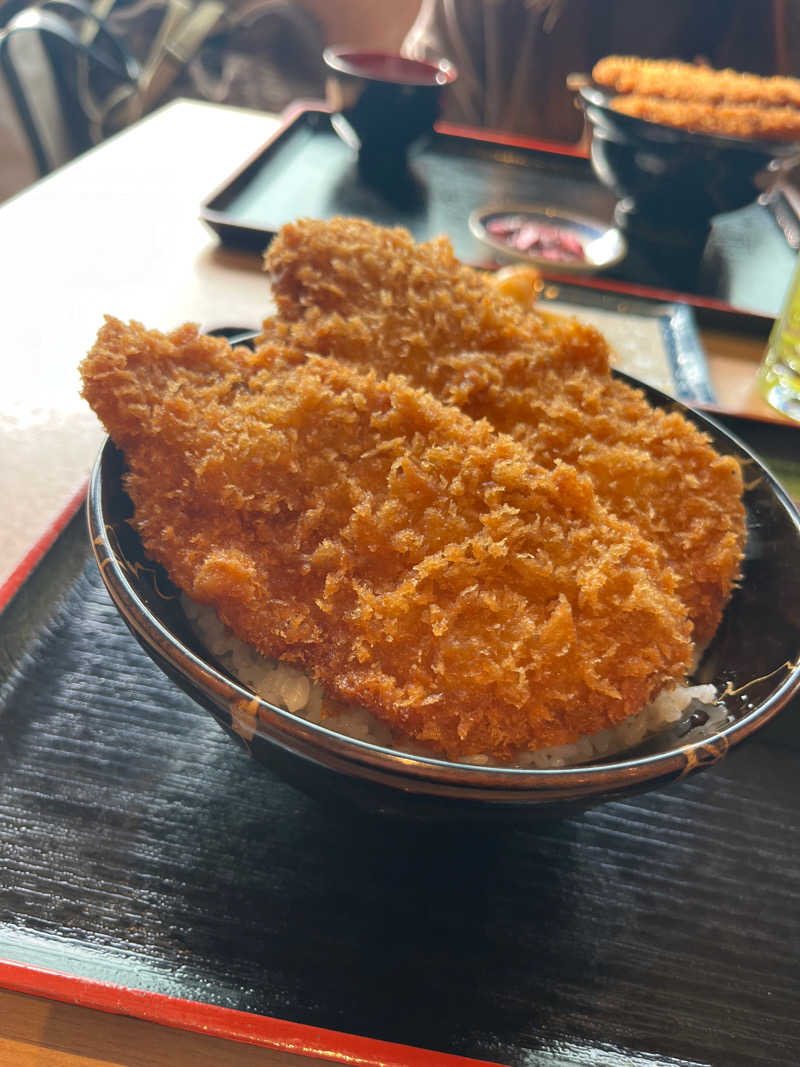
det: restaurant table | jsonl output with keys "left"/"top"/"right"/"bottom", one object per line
{"left": 1, "top": 99, "right": 799, "bottom": 1067}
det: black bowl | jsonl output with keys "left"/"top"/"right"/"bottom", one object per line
{"left": 87, "top": 376, "right": 800, "bottom": 820}
{"left": 577, "top": 84, "right": 800, "bottom": 256}
{"left": 323, "top": 46, "right": 457, "bottom": 178}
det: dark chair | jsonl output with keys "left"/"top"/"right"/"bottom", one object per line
{"left": 0, "top": 0, "right": 139, "bottom": 175}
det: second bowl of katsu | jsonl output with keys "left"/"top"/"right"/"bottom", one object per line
{"left": 575, "top": 57, "right": 800, "bottom": 248}
{"left": 82, "top": 218, "right": 800, "bottom": 819}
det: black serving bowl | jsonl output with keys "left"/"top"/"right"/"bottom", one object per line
{"left": 323, "top": 46, "right": 457, "bottom": 179}
{"left": 577, "top": 84, "right": 800, "bottom": 260}
{"left": 87, "top": 379, "right": 800, "bottom": 821}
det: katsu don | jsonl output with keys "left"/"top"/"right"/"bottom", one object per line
{"left": 261, "top": 217, "right": 746, "bottom": 647}
{"left": 81, "top": 317, "right": 694, "bottom": 761}
{"left": 591, "top": 56, "right": 800, "bottom": 141}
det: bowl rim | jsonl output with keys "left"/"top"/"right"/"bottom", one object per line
{"left": 322, "top": 46, "right": 458, "bottom": 87}
{"left": 86, "top": 382, "right": 800, "bottom": 796}
{"left": 577, "top": 82, "right": 800, "bottom": 157}
{"left": 468, "top": 203, "right": 628, "bottom": 273}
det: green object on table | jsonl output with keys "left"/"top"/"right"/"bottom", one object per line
{"left": 759, "top": 254, "right": 800, "bottom": 421}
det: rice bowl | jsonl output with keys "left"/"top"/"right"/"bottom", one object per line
{"left": 182, "top": 594, "right": 724, "bottom": 770}
{"left": 88, "top": 418, "right": 800, "bottom": 817}
{"left": 79, "top": 210, "right": 800, "bottom": 811}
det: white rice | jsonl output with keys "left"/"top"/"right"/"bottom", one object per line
{"left": 182, "top": 595, "right": 724, "bottom": 768}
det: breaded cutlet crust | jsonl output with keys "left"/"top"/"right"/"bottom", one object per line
{"left": 81, "top": 318, "right": 692, "bottom": 760}
{"left": 262, "top": 217, "right": 746, "bottom": 646}
{"left": 592, "top": 56, "right": 800, "bottom": 109}
{"left": 611, "top": 94, "right": 800, "bottom": 141}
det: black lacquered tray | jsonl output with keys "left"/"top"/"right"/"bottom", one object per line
{"left": 201, "top": 105, "right": 798, "bottom": 317}
{"left": 2, "top": 499, "right": 800, "bottom": 1065}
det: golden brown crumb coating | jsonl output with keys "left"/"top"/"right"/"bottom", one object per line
{"left": 262, "top": 217, "right": 745, "bottom": 646}
{"left": 81, "top": 318, "right": 693, "bottom": 760}
{"left": 611, "top": 94, "right": 800, "bottom": 142}
{"left": 593, "top": 56, "right": 800, "bottom": 109}
{"left": 261, "top": 219, "right": 611, "bottom": 379}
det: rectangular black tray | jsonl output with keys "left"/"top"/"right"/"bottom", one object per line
{"left": 2, "top": 491, "right": 800, "bottom": 1065}
{"left": 201, "top": 105, "right": 797, "bottom": 318}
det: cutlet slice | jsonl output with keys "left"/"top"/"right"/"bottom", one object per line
{"left": 261, "top": 216, "right": 612, "bottom": 377}
{"left": 592, "top": 55, "right": 800, "bottom": 109}
{"left": 611, "top": 94, "right": 800, "bottom": 142}
{"left": 81, "top": 317, "right": 692, "bottom": 761}
{"left": 261, "top": 217, "right": 745, "bottom": 646}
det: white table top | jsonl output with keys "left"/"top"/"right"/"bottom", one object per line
{"left": 0, "top": 99, "right": 281, "bottom": 602}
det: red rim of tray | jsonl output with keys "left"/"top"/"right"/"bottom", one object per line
{"left": 0, "top": 957, "right": 503, "bottom": 1065}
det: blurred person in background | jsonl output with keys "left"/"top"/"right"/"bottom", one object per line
{"left": 3, "top": 0, "right": 797, "bottom": 201}
{"left": 401, "top": 0, "right": 800, "bottom": 142}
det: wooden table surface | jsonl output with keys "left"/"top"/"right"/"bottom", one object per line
{"left": 0, "top": 97, "right": 795, "bottom": 1066}
{"left": 0, "top": 989, "right": 323, "bottom": 1065}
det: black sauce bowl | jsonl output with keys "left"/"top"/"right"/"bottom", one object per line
{"left": 323, "top": 46, "right": 457, "bottom": 180}
{"left": 87, "top": 376, "right": 800, "bottom": 821}
{"left": 576, "top": 84, "right": 800, "bottom": 265}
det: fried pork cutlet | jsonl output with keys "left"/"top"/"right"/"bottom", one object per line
{"left": 611, "top": 94, "right": 800, "bottom": 142}
{"left": 592, "top": 56, "right": 800, "bottom": 110}
{"left": 81, "top": 318, "right": 693, "bottom": 761}
{"left": 261, "top": 217, "right": 611, "bottom": 378}
{"left": 261, "top": 218, "right": 746, "bottom": 647}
